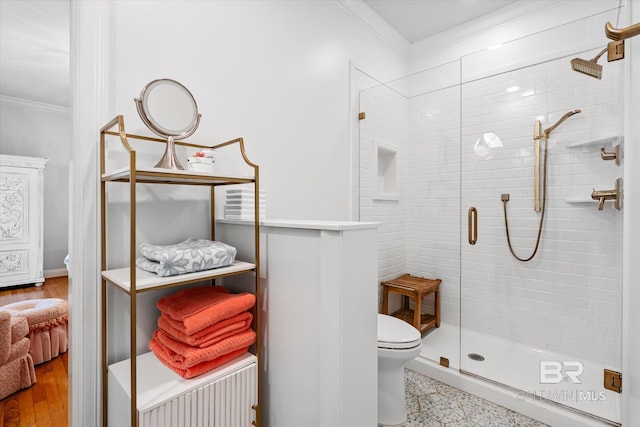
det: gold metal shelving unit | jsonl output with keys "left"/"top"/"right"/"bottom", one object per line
{"left": 100, "top": 115, "right": 261, "bottom": 427}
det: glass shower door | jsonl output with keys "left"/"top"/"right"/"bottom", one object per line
{"left": 459, "top": 34, "right": 624, "bottom": 424}
{"left": 357, "top": 62, "right": 463, "bottom": 370}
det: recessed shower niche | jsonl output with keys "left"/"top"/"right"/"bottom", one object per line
{"left": 374, "top": 144, "right": 398, "bottom": 200}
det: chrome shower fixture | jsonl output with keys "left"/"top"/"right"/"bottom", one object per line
{"left": 571, "top": 48, "right": 607, "bottom": 79}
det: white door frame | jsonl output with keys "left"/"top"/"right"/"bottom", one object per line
{"left": 70, "top": 1, "right": 106, "bottom": 426}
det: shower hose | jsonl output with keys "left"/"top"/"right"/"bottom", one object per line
{"left": 502, "top": 139, "right": 547, "bottom": 262}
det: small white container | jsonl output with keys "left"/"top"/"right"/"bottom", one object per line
{"left": 187, "top": 156, "right": 214, "bottom": 173}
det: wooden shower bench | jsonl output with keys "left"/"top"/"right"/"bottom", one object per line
{"left": 381, "top": 274, "right": 441, "bottom": 335}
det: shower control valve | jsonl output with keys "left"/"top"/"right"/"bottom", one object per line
{"left": 591, "top": 178, "right": 623, "bottom": 210}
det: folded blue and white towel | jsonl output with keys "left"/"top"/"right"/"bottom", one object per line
{"left": 136, "top": 238, "right": 237, "bottom": 277}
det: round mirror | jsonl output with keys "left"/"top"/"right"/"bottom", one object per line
{"left": 135, "top": 79, "right": 202, "bottom": 170}
{"left": 135, "top": 78, "right": 200, "bottom": 139}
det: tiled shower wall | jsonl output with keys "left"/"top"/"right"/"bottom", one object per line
{"left": 360, "top": 48, "right": 623, "bottom": 367}
{"left": 406, "top": 85, "right": 461, "bottom": 326}
{"left": 359, "top": 84, "right": 409, "bottom": 289}
{"left": 458, "top": 50, "right": 622, "bottom": 367}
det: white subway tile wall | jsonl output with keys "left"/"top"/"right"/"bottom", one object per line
{"left": 407, "top": 84, "right": 462, "bottom": 326}
{"left": 359, "top": 84, "right": 409, "bottom": 283}
{"left": 359, "top": 48, "right": 623, "bottom": 368}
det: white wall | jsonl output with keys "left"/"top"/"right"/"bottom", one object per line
{"left": 97, "top": 0, "right": 408, "bottom": 422}
{"left": 105, "top": 0, "right": 407, "bottom": 222}
{"left": 218, "top": 220, "right": 379, "bottom": 427}
{"left": 101, "top": 0, "right": 408, "bottom": 360}
{"left": 101, "top": 0, "right": 408, "bottom": 368}
{"left": 0, "top": 96, "right": 70, "bottom": 271}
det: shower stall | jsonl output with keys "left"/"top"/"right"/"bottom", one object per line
{"left": 357, "top": 7, "right": 625, "bottom": 426}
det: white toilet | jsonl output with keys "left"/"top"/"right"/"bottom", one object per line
{"left": 377, "top": 313, "right": 422, "bottom": 425}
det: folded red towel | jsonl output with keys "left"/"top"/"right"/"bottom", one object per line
{"left": 159, "top": 311, "right": 253, "bottom": 348}
{"left": 149, "top": 336, "right": 248, "bottom": 379}
{"left": 157, "top": 286, "right": 255, "bottom": 335}
{"left": 153, "top": 328, "right": 256, "bottom": 368}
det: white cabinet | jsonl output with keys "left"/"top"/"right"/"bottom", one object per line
{"left": 0, "top": 155, "right": 48, "bottom": 288}
{"left": 108, "top": 352, "right": 257, "bottom": 427}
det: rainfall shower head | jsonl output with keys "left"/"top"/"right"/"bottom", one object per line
{"left": 571, "top": 48, "right": 607, "bottom": 79}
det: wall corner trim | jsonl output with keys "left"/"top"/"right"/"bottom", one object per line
{"left": 334, "top": 0, "right": 410, "bottom": 59}
{"left": 0, "top": 95, "right": 71, "bottom": 114}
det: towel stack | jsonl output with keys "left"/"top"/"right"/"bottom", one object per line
{"left": 224, "top": 187, "right": 266, "bottom": 220}
{"left": 149, "top": 286, "right": 256, "bottom": 379}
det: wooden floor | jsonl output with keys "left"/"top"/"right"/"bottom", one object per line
{"left": 0, "top": 277, "right": 69, "bottom": 427}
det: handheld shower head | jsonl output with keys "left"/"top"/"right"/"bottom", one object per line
{"left": 571, "top": 48, "right": 607, "bottom": 79}
{"left": 534, "top": 109, "right": 582, "bottom": 140}
{"left": 543, "top": 109, "right": 582, "bottom": 137}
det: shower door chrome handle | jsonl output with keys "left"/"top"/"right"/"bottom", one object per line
{"left": 468, "top": 207, "right": 477, "bottom": 245}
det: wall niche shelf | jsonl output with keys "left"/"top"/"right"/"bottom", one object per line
{"left": 567, "top": 135, "right": 622, "bottom": 148}
{"left": 100, "top": 115, "right": 262, "bottom": 427}
{"left": 373, "top": 143, "right": 399, "bottom": 201}
{"left": 565, "top": 197, "right": 597, "bottom": 204}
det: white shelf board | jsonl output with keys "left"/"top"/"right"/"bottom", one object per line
{"left": 109, "top": 351, "right": 256, "bottom": 412}
{"left": 102, "top": 261, "right": 256, "bottom": 292}
{"left": 102, "top": 166, "right": 255, "bottom": 185}
{"left": 567, "top": 136, "right": 622, "bottom": 148}
{"left": 565, "top": 197, "right": 596, "bottom": 203}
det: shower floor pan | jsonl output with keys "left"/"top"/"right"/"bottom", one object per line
{"left": 410, "top": 323, "right": 620, "bottom": 426}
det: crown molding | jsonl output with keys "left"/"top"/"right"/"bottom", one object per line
{"left": 409, "top": 0, "right": 560, "bottom": 59}
{"left": 408, "top": 0, "right": 623, "bottom": 60}
{"left": 334, "top": 0, "right": 410, "bottom": 59}
{"left": 0, "top": 95, "right": 70, "bottom": 114}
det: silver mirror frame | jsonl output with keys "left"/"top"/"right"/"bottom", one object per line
{"left": 134, "top": 78, "right": 202, "bottom": 170}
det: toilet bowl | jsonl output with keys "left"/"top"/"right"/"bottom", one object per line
{"left": 377, "top": 313, "right": 422, "bottom": 425}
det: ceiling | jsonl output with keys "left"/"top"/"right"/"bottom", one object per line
{"left": 0, "top": 0, "right": 70, "bottom": 108}
{"left": 0, "top": 0, "right": 518, "bottom": 108}
{"left": 363, "top": 0, "right": 518, "bottom": 43}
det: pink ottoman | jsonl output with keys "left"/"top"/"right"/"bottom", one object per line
{"left": 1, "top": 298, "right": 69, "bottom": 365}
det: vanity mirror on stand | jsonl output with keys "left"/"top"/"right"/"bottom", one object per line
{"left": 134, "top": 78, "right": 201, "bottom": 170}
